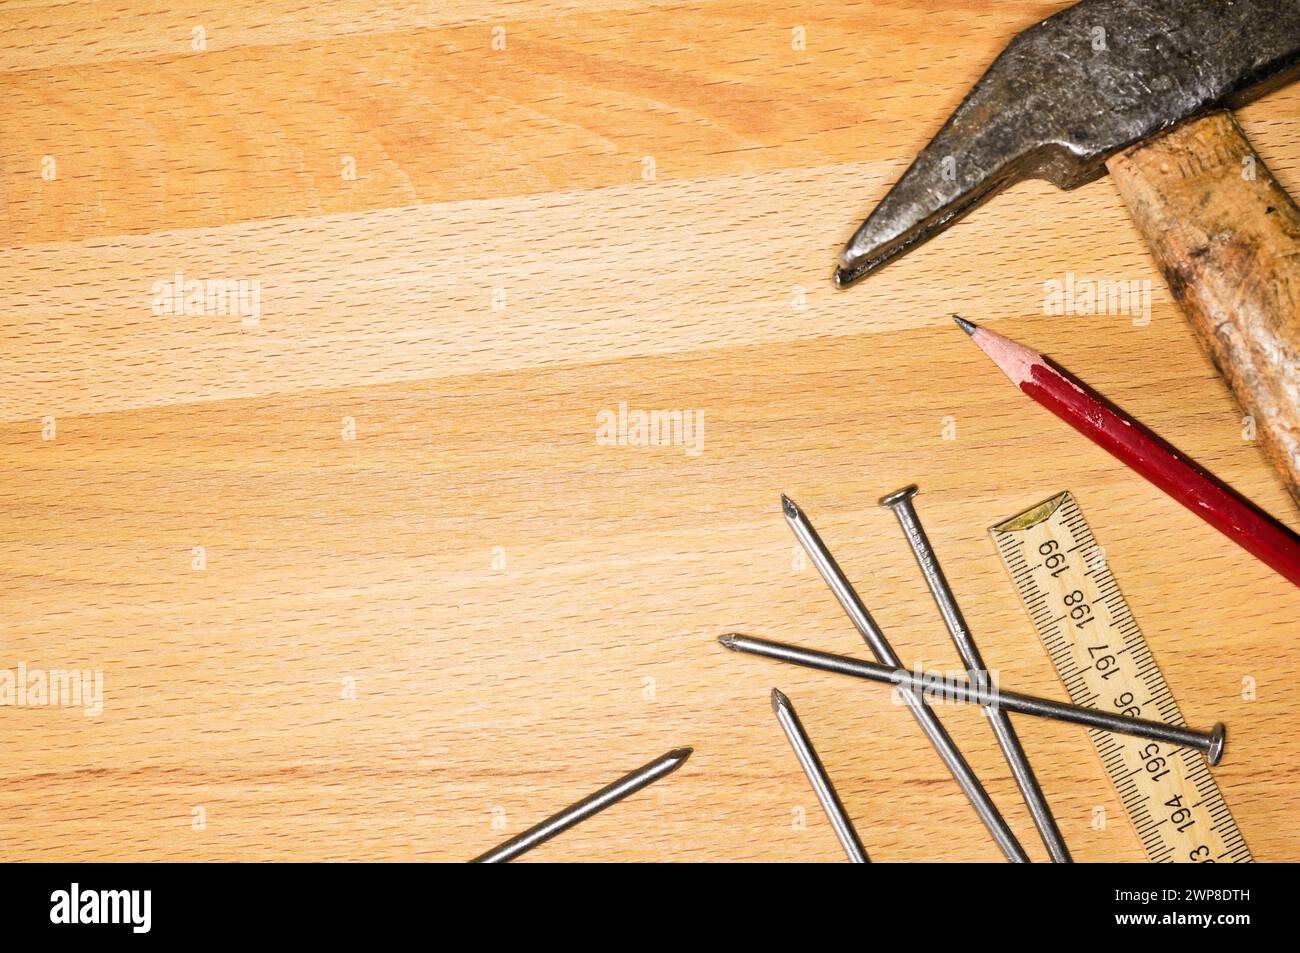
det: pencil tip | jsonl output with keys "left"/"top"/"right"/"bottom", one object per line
{"left": 780, "top": 494, "right": 800, "bottom": 521}
{"left": 770, "top": 687, "right": 791, "bottom": 712}
{"left": 953, "top": 315, "right": 978, "bottom": 335}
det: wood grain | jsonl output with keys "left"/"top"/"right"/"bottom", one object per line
{"left": 1108, "top": 111, "right": 1300, "bottom": 506}
{"left": 1, "top": 0, "right": 1298, "bottom": 862}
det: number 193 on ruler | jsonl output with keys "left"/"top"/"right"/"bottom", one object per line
{"left": 991, "top": 492, "right": 1250, "bottom": 863}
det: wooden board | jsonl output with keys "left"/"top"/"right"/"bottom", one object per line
{"left": 1, "top": 0, "right": 1298, "bottom": 862}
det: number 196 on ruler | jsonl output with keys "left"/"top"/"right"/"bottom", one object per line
{"left": 991, "top": 492, "right": 1250, "bottom": 863}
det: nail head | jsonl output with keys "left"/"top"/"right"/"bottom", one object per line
{"left": 879, "top": 485, "right": 919, "bottom": 509}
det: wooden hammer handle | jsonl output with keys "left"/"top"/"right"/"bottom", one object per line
{"left": 1106, "top": 111, "right": 1300, "bottom": 507}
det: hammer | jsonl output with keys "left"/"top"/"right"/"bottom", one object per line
{"left": 837, "top": 0, "right": 1300, "bottom": 504}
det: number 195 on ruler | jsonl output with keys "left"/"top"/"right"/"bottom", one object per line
{"left": 991, "top": 492, "right": 1250, "bottom": 863}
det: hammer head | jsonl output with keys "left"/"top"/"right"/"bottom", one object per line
{"left": 836, "top": 0, "right": 1300, "bottom": 288}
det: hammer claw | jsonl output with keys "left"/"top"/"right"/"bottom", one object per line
{"left": 837, "top": 0, "right": 1300, "bottom": 285}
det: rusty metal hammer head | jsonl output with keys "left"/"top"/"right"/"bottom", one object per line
{"left": 836, "top": 0, "right": 1300, "bottom": 288}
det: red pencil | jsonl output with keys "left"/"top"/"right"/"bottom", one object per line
{"left": 957, "top": 317, "right": 1300, "bottom": 588}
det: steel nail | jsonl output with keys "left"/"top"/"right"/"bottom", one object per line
{"left": 781, "top": 494, "right": 1030, "bottom": 862}
{"left": 720, "top": 634, "right": 1226, "bottom": 764}
{"left": 880, "top": 485, "right": 1071, "bottom": 862}
{"left": 469, "top": 747, "right": 692, "bottom": 863}
{"left": 771, "top": 688, "right": 870, "bottom": 862}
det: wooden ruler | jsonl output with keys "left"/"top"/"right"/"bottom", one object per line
{"left": 991, "top": 491, "right": 1251, "bottom": 863}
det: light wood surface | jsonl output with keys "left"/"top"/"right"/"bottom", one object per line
{"left": 2, "top": 0, "right": 1298, "bottom": 862}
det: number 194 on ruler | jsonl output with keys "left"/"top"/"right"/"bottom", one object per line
{"left": 991, "top": 492, "right": 1250, "bottom": 863}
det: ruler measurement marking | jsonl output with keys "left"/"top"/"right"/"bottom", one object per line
{"left": 991, "top": 492, "right": 1251, "bottom": 864}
